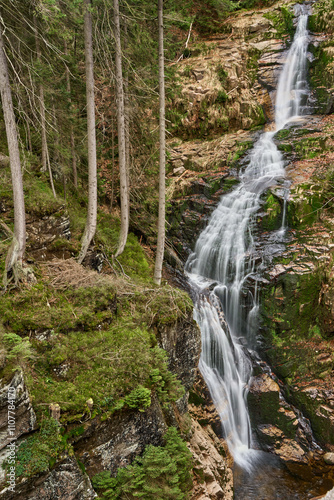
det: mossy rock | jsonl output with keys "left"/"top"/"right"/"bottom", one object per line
{"left": 260, "top": 191, "right": 283, "bottom": 231}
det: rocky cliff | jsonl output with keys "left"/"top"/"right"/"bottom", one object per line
{"left": 1, "top": 0, "right": 334, "bottom": 498}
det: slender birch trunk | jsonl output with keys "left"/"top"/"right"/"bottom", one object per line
{"left": 114, "top": 0, "right": 129, "bottom": 257}
{"left": 154, "top": 0, "right": 166, "bottom": 285}
{"left": 78, "top": 0, "right": 97, "bottom": 264}
{"left": 0, "top": 22, "right": 26, "bottom": 281}
{"left": 64, "top": 39, "right": 78, "bottom": 190}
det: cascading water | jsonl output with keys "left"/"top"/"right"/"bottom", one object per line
{"left": 185, "top": 4, "right": 311, "bottom": 469}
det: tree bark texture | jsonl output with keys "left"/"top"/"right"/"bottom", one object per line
{"left": 123, "top": 18, "right": 130, "bottom": 218}
{"left": 114, "top": 0, "right": 129, "bottom": 257}
{"left": 34, "top": 17, "right": 47, "bottom": 173}
{"left": 154, "top": 0, "right": 166, "bottom": 285}
{"left": 78, "top": 0, "right": 97, "bottom": 264}
{"left": 0, "top": 21, "right": 26, "bottom": 275}
{"left": 64, "top": 39, "right": 78, "bottom": 190}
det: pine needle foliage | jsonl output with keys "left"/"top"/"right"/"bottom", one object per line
{"left": 92, "top": 427, "right": 193, "bottom": 500}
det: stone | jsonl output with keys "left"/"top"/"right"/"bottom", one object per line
{"left": 324, "top": 452, "right": 334, "bottom": 465}
{"left": 156, "top": 311, "right": 201, "bottom": 413}
{"left": 173, "top": 166, "right": 186, "bottom": 176}
{"left": 0, "top": 154, "right": 9, "bottom": 168}
{"left": 188, "top": 418, "right": 233, "bottom": 500}
{"left": 0, "top": 371, "right": 37, "bottom": 450}
{"left": 74, "top": 394, "right": 167, "bottom": 477}
{"left": 0, "top": 456, "right": 97, "bottom": 500}
{"left": 171, "top": 159, "right": 183, "bottom": 169}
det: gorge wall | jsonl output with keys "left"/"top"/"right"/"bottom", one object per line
{"left": 1, "top": 0, "right": 334, "bottom": 499}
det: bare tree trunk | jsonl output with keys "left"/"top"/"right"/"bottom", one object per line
{"left": 51, "top": 102, "right": 60, "bottom": 199}
{"left": 34, "top": 17, "right": 47, "bottom": 173}
{"left": 123, "top": 18, "right": 130, "bottom": 218}
{"left": 64, "top": 39, "right": 78, "bottom": 190}
{"left": 114, "top": 0, "right": 129, "bottom": 258}
{"left": 34, "top": 16, "right": 56, "bottom": 198}
{"left": 78, "top": 0, "right": 97, "bottom": 264}
{"left": 0, "top": 22, "right": 26, "bottom": 281}
{"left": 110, "top": 114, "right": 115, "bottom": 211}
{"left": 46, "top": 140, "right": 57, "bottom": 198}
{"left": 154, "top": 0, "right": 166, "bottom": 285}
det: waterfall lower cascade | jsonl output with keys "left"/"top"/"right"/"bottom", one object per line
{"left": 185, "top": 5, "right": 311, "bottom": 469}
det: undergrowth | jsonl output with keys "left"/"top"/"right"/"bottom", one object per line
{"left": 92, "top": 426, "right": 193, "bottom": 500}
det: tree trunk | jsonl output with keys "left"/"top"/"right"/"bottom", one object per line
{"left": 64, "top": 39, "right": 78, "bottom": 190}
{"left": 34, "top": 16, "right": 56, "bottom": 198}
{"left": 78, "top": 0, "right": 97, "bottom": 264}
{"left": 123, "top": 18, "right": 130, "bottom": 218}
{"left": 114, "top": 0, "right": 129, "bottom": 258}
{"left": 154, "top": 0, "right": 166, "bottom": 285}
{"left": 0, "top": 21, "right": 26, "bottom": 280}
{"left": 34, "top": 17, "right": 47, "bottom": 173}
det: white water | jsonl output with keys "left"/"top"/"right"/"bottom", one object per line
{"left": 186, "top": 5, "right": 310, "bottom": 469}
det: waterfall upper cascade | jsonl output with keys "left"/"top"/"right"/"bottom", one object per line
{"left": 185, "top": 4, "right": 311, "bottom": 469}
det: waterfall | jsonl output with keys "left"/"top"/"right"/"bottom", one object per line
{"left": 185, "top": 5, "right": 310, "bottom": 469}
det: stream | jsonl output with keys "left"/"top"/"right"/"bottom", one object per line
{"left": 185, "top": 3, "right": 331, "bottom": 498}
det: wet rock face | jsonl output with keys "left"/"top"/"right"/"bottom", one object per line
{"left": 248, "top": 372, "right": 315, "bottom": 464}
{"left": 1, "top": 456, "right": 96, "bottom": 500}
{"left": 0, "top": 371, "right": 37, "bottom": 450}
{"left": 74, "top": 395, "right": 167, "bottom": 478}
{"left": 156, "top": 313, "right": 201, "bottom": 413}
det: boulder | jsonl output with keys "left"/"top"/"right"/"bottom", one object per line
{"left": 0, "top": 456, "right": 96, "bottom": 500}
{"left": 156, "top": 311, "right": 201, "bottom": 413}
{"left": 0, "top": 371, "right": 37, "bottom": 450}
{"left": 74, "top": 394, "right": 167, "bottom": 477}
{"left": 324, "top": 453, "right": 334, "bottom": 465}
{"left": 189, "top": 418, "right": 233, "bottom": 500}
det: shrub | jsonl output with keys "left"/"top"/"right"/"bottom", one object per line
{"left": 92, "top": 427, "right": 193, "bottom": 500}
{"left": 124, "top": 385, "right": 151, "bottom": 412}
{"left": 6, "top": 417, "right": 62, "bottom": 478}
{"left": 216, "top": 90, "right": 228, "bottom": 104}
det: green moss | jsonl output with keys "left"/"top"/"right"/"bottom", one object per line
{"left": 0, "top": 277, "right": 188, "bottom": 422}
{"left": 227, "top": 140, "right": 253, "bottom": 167}
{"left": 263, "top": 5, "right": 294, "bottom": 38}
{"left": 0, "top": 283, "right": 118, "bottom": 333}
{"left": 216, "top": 64, "right": 228, "bottom": 85}
{"left": 288, "top": 380, "right": 334, "bottom": 446}
{"left": 262, "top": 269, "right": 323, "bottom": 344}
{"left": 148, "top": 286, "right": 193, "bottom": 326}
{"left": 215, "top": 90, "right": 228, "bottom": 104}
{"left": 275, "top": 128, "right": 291, "bottom": 141}
{"left": 278, "top": 143, "right": 293, "bottom": 153}
{"left": 24, "top": 176, "right": 63, "bottom": 216}
{"left": 92, "top": 427, "right": 193, "bottom": 500}
{"left": 7, "top": 417, "right": 62, "bottom": 478}
{"left": 261, "top": 192, "right": 282, "bottom": 231}
{"left": 293, "top": 137, "right": 327, "bottom": 160}
{"left": 287, "top": 184, "right": 323, "bottom": 229}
